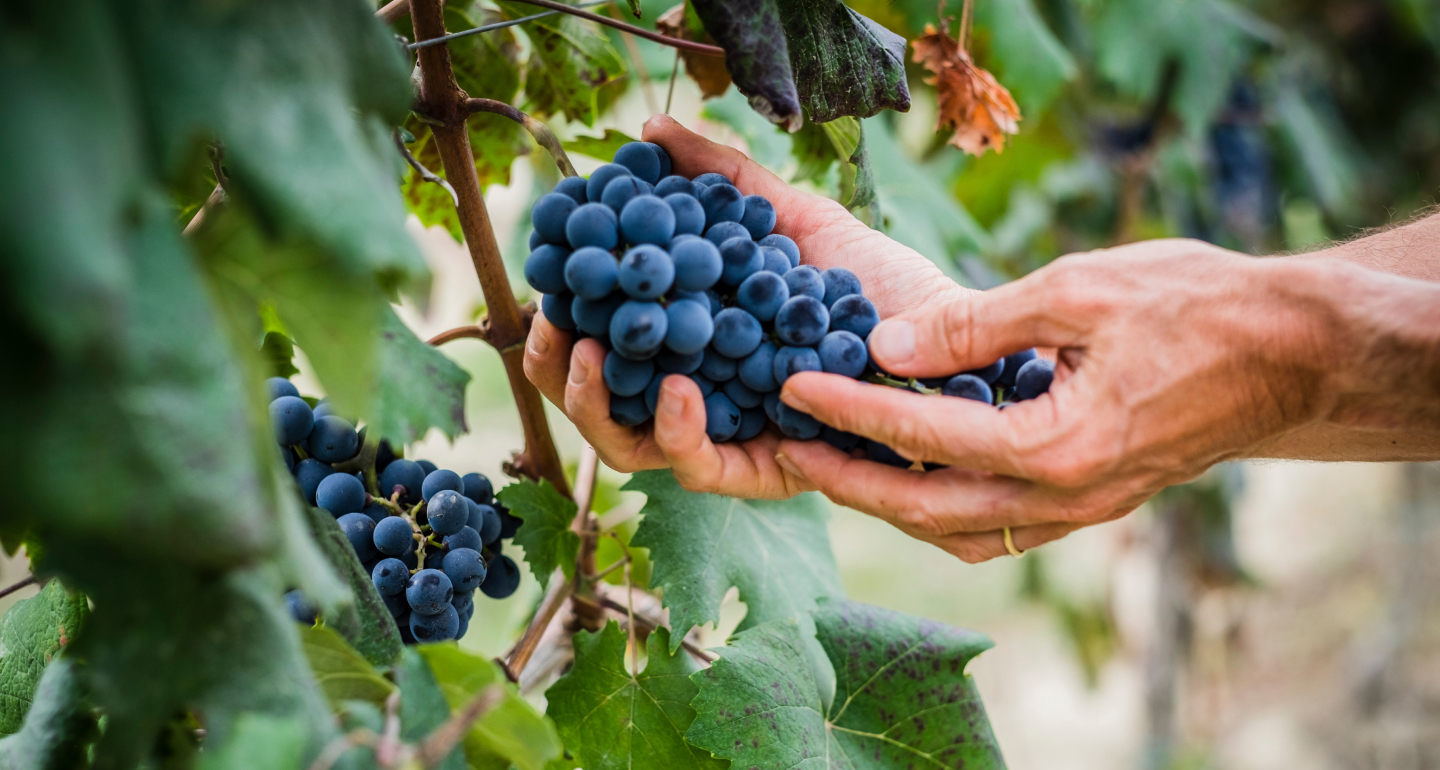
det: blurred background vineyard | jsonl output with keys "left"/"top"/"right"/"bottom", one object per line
{"left": 9, "top": 0, "right": 1439, "bottom": 766}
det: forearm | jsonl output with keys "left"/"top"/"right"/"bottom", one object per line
{"left": 1294, "top": 210, "right": 1440, "bottom": 282}
{"left": 1248, "top": 258, "right": 1440, "bottom": 461}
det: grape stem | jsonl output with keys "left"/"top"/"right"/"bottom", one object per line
{"left": 0, "top": 576, "right": 37, "bottom": 600}
{"left": 393, "top": 128, "right": 458, "bottom": 206}
{"left": 409, "top": 0, "right": 571, "bottom": 498}
{"left": 580, "top": 593, "right": 716, "bottom": 664}
{"left": 462, "top": 99, "right": 577, "bottom": 178}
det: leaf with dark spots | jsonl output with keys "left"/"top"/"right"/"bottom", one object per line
{"left": 687, "top": 599, "right": 1005, "bottom": 769}
{"left": 498, "top": 1, "right": 627, "bottom": 125}
{"left": 689, "top": 0, "right": 799, "bottom": 129}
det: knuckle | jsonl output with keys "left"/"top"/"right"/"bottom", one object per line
{"left": 949, "top": 540, "right": 992, "bottom": 564}
{"left": 939, "top": 299, "right": 978, "bottom": 364}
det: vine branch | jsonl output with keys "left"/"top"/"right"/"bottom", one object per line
{"left": 0, "top": 575, "right": 36, "bottom": 600}
{"left": 504, "top": 570, "right": 574, "bottom": 678}
{"left": 409, "top": 0, "right": 570, "bottom": 497}
{"left": 408, "top": 0, "right": 610, "bottom": 51}
{"left": 464, "top": 99, "right": 577, "bottom": 178}
{"left": 394, "top": 129, "right": 458, "bottom": 206}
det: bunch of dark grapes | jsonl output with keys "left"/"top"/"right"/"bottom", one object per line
{"left": 524, "top": 141, "right": 1053, "bottom": 460}
{"left": 266, "top": 377, "right": 524, "bottom": 644}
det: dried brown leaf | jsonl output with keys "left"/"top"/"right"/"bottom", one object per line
{"left": 657, "top": 3, "right": 732, "bottom": 99}
{"left": 911, "top": 21, "right": 1021, "bottom": 155}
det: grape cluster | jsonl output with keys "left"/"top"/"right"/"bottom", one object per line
{"left": 266, "top": 377, "right": 524, "bottom": 644}
{"left": 523, "top": 140, "right": 1054, "bottom": 455}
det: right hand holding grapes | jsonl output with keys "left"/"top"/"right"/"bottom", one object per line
{"left": 523, "top": 115, "right": 966, "bottom": 498}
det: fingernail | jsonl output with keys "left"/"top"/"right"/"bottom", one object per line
{"left": 659, "top": 378, "right": 685, "bottom": 419}
{"left": 529, "top": 327, "right": 551, "bottom": 357}
{"left": 779, "top": 383, "right": 810, "bottom": 413}
{"left": 775, "top": 452, "right": 807, "bottom": 483}
{"left": 869, "top": 320, "right": 915, "bottom": 365}
{"left": 569, "top": 357, "right": 589, "bottom": 387}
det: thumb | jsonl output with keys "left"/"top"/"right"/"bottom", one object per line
{"left": 867, "top": 272, "right": 1089, "bottom": 377}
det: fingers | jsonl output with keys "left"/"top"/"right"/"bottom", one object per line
{"left": 866, "top": 275, "right": 1091, "bottom": 377}
{"left": 562, "top": 339, "right": 668, "bottom": 472}
{"left": 929, "top": 521, "right": 1081, "bottom": 563}
{"left": 524, "top": 312, "right": 573, "bottom": 409}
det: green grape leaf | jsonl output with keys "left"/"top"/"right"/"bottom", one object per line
{"left": 500, "top": 1, "right": 628, "bottom": 125}
{"left": 195, "top": 713, "right": 307, "bottom": 770}
{"left": 298, "top": 624, "right": 396, "bottom": 710}
{"left": 496, "top": 480, "right": 579, "bottom": 591}
{"left": 563, "top": 129, "right": 640, "bottom": 163}
{"left": 300, "top": 505, "right": 404, "bottom": 668}
{"left": 370, "top": 306, "right": 470, "bottom": 445}
{"left": 0, "top": 580, "right": 88, "bottom": 736}
{"left": 691, "top": 0, "right": 909, "bottom": 129}
{"left": 417, "top": 644, "right": 563, "bottom": 770}
{"left": 0, "top": 658, "right": 96, "bottom": 770}
{"left": 687, "top": 600, "right": 1004, "bottom": 770}
{"left": 395, "top": 648, "right": 466, "bottom": 770}
{"left": 546, "top": 623, "right": 726, "bottom": 770}
{"left": 974, "top": 0, "right": 1076, "bottom": 116}
{"left": 625, "top": 470, "right": 843, "bottom": 652}
{"left": 260, "top": 331, "right": 300, "bottom": 379}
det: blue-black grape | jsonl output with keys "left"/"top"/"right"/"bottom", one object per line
{"left": 866, "top": 441, "right": 911, "bottom": 468}
{"left": 656, "top": 347, "right": 704, "bottom": 374}
{"left": 614, "top": 142, "right": 662, "bottom": 183}
{"left": 382, "top": 591, "right": 410, "bottom": 620}
{"left": 620, "top": 195, "right": 676, "bottom": 246}
{"left": 445, "top": 525, "right": 482, "bottom": 554}
{"left": 525, "top": 244, "right": 570, "bottom": 294}
{"left": 736, "top": 271, "right": 789, "bottom": 322}
{"left": 564, "top": 246, "right": 619, "bottom": 300}
{"left": 338, "top": 512, "right": 378, "bottom": 561}
{"left": 818, "top": 331, "right": 867, "bottom": 378}
{"left": 316, "top": 473, "right": 366, "bottom": 517}
{"left": 372, "top": 558, "right": 409, "bottom": 596}
{"left": 664, "top": 299, "right": 714, "bottom": 355}
{"left": 609, "top": 301, "right": 669, "bottom": 360}
{"left": 942, "top": 373, "right": 993, "bottom": 403}
{"left": 665, "top": 193, "right": 705, "bottom": 236}
{"left": 773, "top": 345, "right": 821, "bottom": 385}
{"left": 618, "top": 245, "right": 674, "bottom": 299}
{"left": 643, "top": 372, "right": 666, "bottom": 414}
{"left": 610, "top": 394, "right": 651, "bottom": 426}
{"left": 307, "top": 415, "right": 358, "bottom": 462}
{"left": 407, "top": 568, "right": 454, "bottom": 615}
{"left": 542, "top": 291, "right": 577, "bottom": 330}
{"left": 604, "top": 349, "right": 655, "bottom": 396}
{"left": 774, "top": 402, "right": 822, "bottom": 440}
{"left": 286, "top": 590, "right": 318, "bottom": 624}
{"left": 774, "top": 296, "right": 829, "bottom": 347}
{"left": 711, "top": 307, "right": 763, "bottom": 358}
{"left": 821, "top": 426, "right": 861, "bottom": 452}
{"left": 266, "top": 377, "right": 300, "bottom": 401}
{"left": 763, "top": 392, "right": 781, "bottom": 423}
{"left": 783, "top": 265, "right": 825, "bottom": 302}
{"left": 362, "top": 501, "right": 389, "bottom": 525}
{"left": 654, "top": 175, "right": 694, "bottom": 198}
{"left": 828, "top": 294, "right": 879, "bottom": 339}
{"left": 601, "top": 175, "right": 652, "bottom": 214}
{"left": 739, "top": 195, "right": 776, "bottom": 239}
{"left": 572, "top": 293, "right": 625, "bottom": 337}
{"left": 270, "top": 396, "right": 314, "bottom": 446}
{"left": 555, "top": 175, "right": 588, "bottom": 205}
{"left": 998, "top": 349, "right": 1036, "bottom": 388}
{"left": 722, "top": 378, "right": 763, "bottom": 408}
{"left": 442, "top": 547, "right": 487, "bottom": 592}
{"left": 480, "top": 555, "right": 522, "bottom": 599}
{"left": 699, "top": 183, "right": 745, "bottom": 228}
{"left": 373, "top": 516, "right": 415, "bottom": 557}
{"left": 718, "top": 237, "right": 762, "bottom": 287}
{"left": 736, "top": 407, "right": 767, "bottom": 441}
{"left": 451, "top": 589, "right": 474, "bottom": 618}
{"left": 496, "top": 504, "right": 522, "bottom": 539}
{"left": 529, "top": 229, "right": 543, "bottom": 250}
{"left": 821, "top": 268, "right": 862, "bottom": 307}
{"left": 531, "top": 192, "right": 577, "bottom": 245}
{"left": 760, "top": 247, "right": 790, "bottom": 275}
{"left": 410, "top": 604, "right": 459, "bottom": 642}
{"left": 1013, "top": 358, "right": 1054, "bottom": 400}
{"left": 461, "top": 472, "right": 493, "bottom": 505}
{"left": 758, "top": 234, "right": 800, "bottom": 268}
{"left": 471, "top": 503, "right": 501, "bottom": 544}
{"left": 738, "top": 341, "right": 779, "bottom": 393}
{"left": 966, "top": 359, "right": 1006, "bottom": 385}
{"left": 703, "top": 392, "right": 742, "bottom": 442}
{"left": 281, "top": 446, "right": 295, "bottom": 472}
{"left": 693, "top": 172, "right": 732, "bottom": 187}
{"left": 295, "top": 458, "right": 334, "bottom": 505}
{"left": 670, "top": 235, "right": 722, "bottom": 291}
{"left": 585, "top": 163, "right": 632, "bottom": 202}
{"left": 427, "top": 489, "right": 469, "bottom": 536}
{"left": 312, "top": 401, "right": 340, "bottom": 420}
{"left": 421, "top": 469, "right": 462, "bottom": 500}
{"left": 646, "top": 142, "right": 672, "bottom": 178}
{"left": 416, "top": 460, "right": 438, "bottom": 476}
{"left": 565, "top": 203, "right": 619, "bottom": 250}
{"left": 699, "top": 348, "right": 736, "bottom": 382}
{"left": 704, "top": 220, "right": 750, "bottom": 248}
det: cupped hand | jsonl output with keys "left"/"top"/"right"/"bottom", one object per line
{"left": 523, "top": 114, "right": 964, "bottom": 498}
{"left": 776, "top": 240, "right": 1350, "bottom": 562}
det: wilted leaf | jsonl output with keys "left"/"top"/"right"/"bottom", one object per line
{"left": 912, "top": 20, "right": 1021, "bottom": 155}
{"left": 626, "top": 470, "right": 843, "bottom": 652}
{"left": 546, "top": 623, "right": 726, "bottom": 770}
{"left": 657, "top": 4, "right": 732, "bottom": 99}
{"left": 496, "top": 480, "right": 579, "bottom": 590}
{"left": 687, "top": 600, "right": 1004, "bottom": 770}
{"left": 417, "top": 644, "right": 563, "bottom": 770}
{"left": 0, "top": 581, "right": 88, "bottom": 736}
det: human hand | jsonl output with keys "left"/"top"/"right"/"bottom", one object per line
{"left": 775, "top": 240, "right": 1362, "bottom": 562}
{"left": 523, "top": 114, "right": 965, "bottom": 497}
